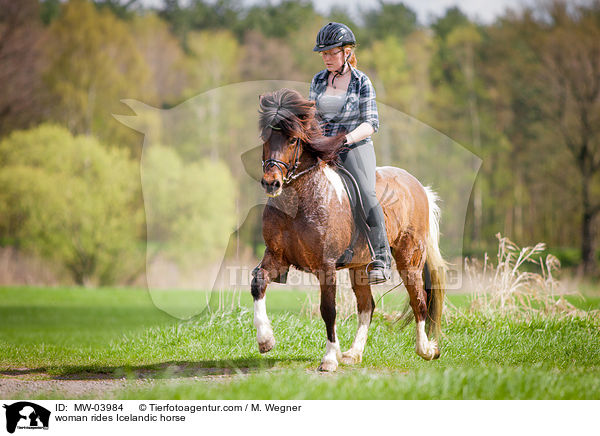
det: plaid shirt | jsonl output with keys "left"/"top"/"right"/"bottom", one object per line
{"left": 309, "top": 66, "right": 379, "bottom": 146}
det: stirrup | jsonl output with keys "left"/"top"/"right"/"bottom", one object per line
{"left": 366, "top": 258, "right": 391, "bottom": 285}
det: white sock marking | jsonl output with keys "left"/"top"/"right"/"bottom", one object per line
{"left": 415, "top": 320, "right": 435, "bottom": 359}
{"left": 323, "top": 339, "right": 342, "bottom": 363}
{"left": 253, "top": 297, "right": 273, "bottom": 343}
{"left": 349, "top": 311, "right": 371, "bottom": 355}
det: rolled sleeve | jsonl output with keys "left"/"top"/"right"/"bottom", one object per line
{"left": 309, "top": 75, "right": 318, "bottom": 102}
{"left": 359, "top": 76, "right": 379, "bottom": 133}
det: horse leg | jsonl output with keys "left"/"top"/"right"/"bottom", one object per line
{"left": 341, "top": 266, "right": 374, "bottom": 364}
{"left": 396, "top": 252, "right": 440, "bottom": 361}
{"left": 251, "top": 249, "right": 285, "bottom": 353}
{"left": 318, "top": 268, "right": 342, "bottom": 372}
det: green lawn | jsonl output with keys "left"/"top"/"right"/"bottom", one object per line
{"left": 0, "top": 286, "right": 599, "bottom": 399}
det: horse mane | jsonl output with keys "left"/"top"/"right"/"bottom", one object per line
{"left": 258, "top": 88, "right": 348, "bottom": 164}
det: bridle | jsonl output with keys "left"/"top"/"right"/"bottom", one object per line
{"left": 261, "top": 129, "right": 320, "bottom": 185}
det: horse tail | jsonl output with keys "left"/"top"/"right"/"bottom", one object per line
{"left": 423, "top": 186, "right": 447, "bottom": 339}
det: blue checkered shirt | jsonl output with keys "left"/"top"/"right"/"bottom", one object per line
{"left": 309, "top": 66, "right": 379, "bottom": 147}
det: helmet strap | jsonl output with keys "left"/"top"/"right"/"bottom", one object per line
{"left": 331, "top": 50, "right": 352, "bottom": 89}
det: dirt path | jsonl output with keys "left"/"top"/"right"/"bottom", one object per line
{"left": 0, "top": 377, "right": 154, "bottom": 398}
{"left": 0, "top": 366, "right": 245, "bottom": 399}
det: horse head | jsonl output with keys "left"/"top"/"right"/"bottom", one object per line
{"left": 258, "top": 88, "right": 346, "bottom": 197}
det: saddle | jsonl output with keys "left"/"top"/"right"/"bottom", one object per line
{"left": 332, "top": 161, "right": 372, "bottom": 268}
{"left": 252, "top": 162, "right": 371, "bottom": 283}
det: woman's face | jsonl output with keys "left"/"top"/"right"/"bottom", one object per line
{"left": 320, "top": 47, "right": 347, "bottom": 72}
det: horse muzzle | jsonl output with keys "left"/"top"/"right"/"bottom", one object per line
{"left": 261, "top": 176, "right": 283, "bottom": 197}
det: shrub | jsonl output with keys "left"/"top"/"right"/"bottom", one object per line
{"left": 0, "top": 124, "right": 143, "bottom": 285}
{"left": 141, "top": 144, "right": 237, "bottom": 268}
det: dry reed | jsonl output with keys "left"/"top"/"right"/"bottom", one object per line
{"left": 463, "top": 233, "right": 595, "bottom": 320}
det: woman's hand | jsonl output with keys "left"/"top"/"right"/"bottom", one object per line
{"left": 345, "top": 122, "right": 375, "bottom": 145}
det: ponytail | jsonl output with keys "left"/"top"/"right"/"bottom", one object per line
{"left": 344, "top": 45, "right": 357, "bottom": 67}
{"left": 348, "top": 52, "right": 357, "bottom": 67}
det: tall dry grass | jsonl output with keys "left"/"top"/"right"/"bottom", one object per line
{"left": 303, "top": 234, "right": 599, "bottom": 323}
{"left": 462, "top": 233, "right": 596, "bottom": 320}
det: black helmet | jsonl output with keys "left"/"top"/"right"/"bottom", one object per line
{"left": 313, "top": 22, "right": 356, "bottom": 52}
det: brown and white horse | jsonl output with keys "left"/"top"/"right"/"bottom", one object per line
{"left": 252, "top": 88, "right": 447, "bottom": 371}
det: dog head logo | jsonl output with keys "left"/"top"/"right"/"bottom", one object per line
{"left": 3, "top": 402, "right": 50, "bottom": 433}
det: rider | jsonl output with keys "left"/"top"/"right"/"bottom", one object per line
{"left": 309, "top": 22, "right": 392, "bottom": 284}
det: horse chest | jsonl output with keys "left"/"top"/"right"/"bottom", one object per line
{"left": 263, "top": 174, "right": 353, "bottom": 269}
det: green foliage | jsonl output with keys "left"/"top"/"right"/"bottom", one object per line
{"left": 129, "top": 13, "right": 187, "bottom": 104}
{"left": 0, "top": 124, "right": 143, "bottom": 285}
{"left": 239, "top": 0, "right": 317, "bottom": 40}
{"left": 159, "top": 0, "right": 242, "bottom": 45}
{"left": 362, "top": 0, "right": 418, "bottom": 46}
{"left": 43, "top": 0, "right": 150, "bottom": 152}
{"left": 183, "top": 29, "right": 240, "bottom": 93}
{"left": 92, "top": 0, "right": 142, "bottom": 19}
{"left": 2, "top": 0, "right": 599, "bottom": 278}
{"left": 39, "top": 0, "right": 61, "bottom": 25}
{"left": 548, "top": 247, "right": 582, "bottom": 269}
{"left": 142, "top": 145, "right": 237, "bottom": 266}
{"left": 430, "top": 6, "right": 470, "bottom": 40}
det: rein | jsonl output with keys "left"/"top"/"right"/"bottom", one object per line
{"left": 262, "top": 136, "right": 320, "bottom": 185}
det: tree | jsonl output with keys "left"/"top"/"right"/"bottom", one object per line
{"left": 0, "top": 124, "right": 143, "bottom": 285}
{"left": 430, "top": 6, "right": 470, "bottom": 40}
{"left": 92, "top": 0, "right": 142, "bottom": 19}
{"left": 129, "top": 12, "right": 186, "bottom": 104}
{"left": 239, "top": 0, "right": 317, "bottom": 40}
{"left": 43, "top": 0, "right": 149, "bottom": 152}
{"left": 141, "top": 145, "right": 237, "bottom": 267}
{"left": 361, "top": 0, "right": 418, "bottom": 46}
{"left": 240, "top": 30, "right": 303, "bottom": 81}
{"left": 537, "top": 2, "right": 600, "bottom": 274}
{"left": 479, "top": 10, "right": 559, "bottom": 248}
{"left": 0, "top": 0, "right": 47, "bottom": 136}
{"left": 446, "top": 24, "right": 484, "bottom": 243}
{"left": 159, "top": 0, "right": 242, "bottom": 46}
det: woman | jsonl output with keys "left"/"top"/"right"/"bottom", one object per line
{"left": 309, "top": 22, "right": 392, "bottom": 284}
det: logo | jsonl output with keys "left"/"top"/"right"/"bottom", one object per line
{"left": 3, "top": 402, "right": 50, "bottom": 433}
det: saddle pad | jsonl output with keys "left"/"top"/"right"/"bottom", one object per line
{"left": 334, "top": 164, "right": 359, "bottom": 215}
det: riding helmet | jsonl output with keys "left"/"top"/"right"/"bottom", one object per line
{"left": 313, "top": 22, "right": 356, "bottom": 52}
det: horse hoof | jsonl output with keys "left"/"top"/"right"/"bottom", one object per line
{"left": 258, "top": 337, "right": 275, "bottom": 354}
{"left": 416, "top": 341, "right": 440, "bottom": 361}
{"left": 318, "top": 360, "right": 338, "bottom": 372}
{"left": 341, "top": 351, "right": 362, "bottom": 365}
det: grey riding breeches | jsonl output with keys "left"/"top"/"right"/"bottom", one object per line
{"left": 337, "top": 140, "right": 390, "bottom": 257}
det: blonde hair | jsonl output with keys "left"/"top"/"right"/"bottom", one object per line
{"left": 343, "top": 44, "right": 357, "bottom": 67}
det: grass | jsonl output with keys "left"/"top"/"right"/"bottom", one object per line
{"left": 1, "top": 283, "right": 599, "bottom": 400}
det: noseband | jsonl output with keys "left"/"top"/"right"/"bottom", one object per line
{"left": 262, "top": 137, "right": 313, "bottom": 185}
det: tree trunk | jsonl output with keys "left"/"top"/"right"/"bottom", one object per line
{"left": 580, "top": 177, "right": 597, "bottom": 275}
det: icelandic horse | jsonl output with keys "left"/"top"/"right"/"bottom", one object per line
{"left": 251, "top": 88, "right": 446, "bottom": 371}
